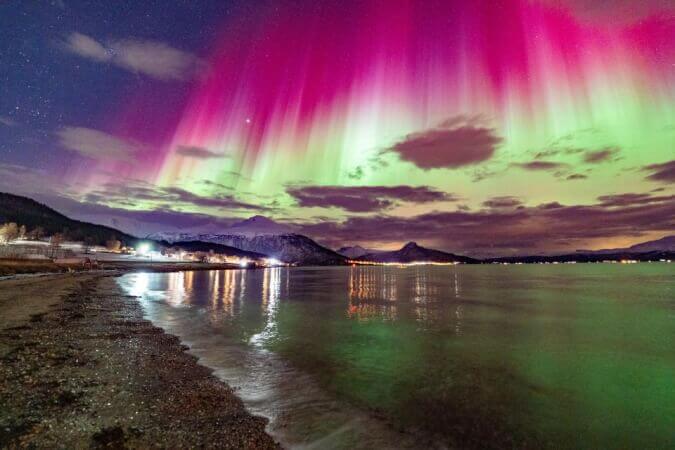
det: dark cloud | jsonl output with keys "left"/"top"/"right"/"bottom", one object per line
{"left": 538, "top": 201, "right": 564, "bottom": 210}
{"left": 296, "top": 192, "right": 674, "bottom": 257}
{"left": 566, "top": 173, "right": 587, "bottom": 180}
{"left": 514, "top": 161, "right": 567, "bottom": 171}
{"left": 583, "top": 147, "right": 620, "bottom": 164}
{"left": 384, "top": 116, "right": 502, "bottom": 170}
{"left": 597, "top": 192, "right": 675, "bottom": 207}
{"left": 643, "top": 160, "right": 675, "bottom": 183}
{"left": 175, "top": 145, "right": 226, "bottom": 159}
{"left": 482, "top": 196, "right": 523, "bottom": 209}
{"left": 287, "top": 185, "right": 456, "bottom": 212}
{"left": 347, "top": 166, "right": 364, "bottom": 180}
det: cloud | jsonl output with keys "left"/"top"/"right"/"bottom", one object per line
{"left": 642, "top": 160, "right": 675, "bottom": 183}
{"left": 296, "top": 192, "right": 674, "bottom": 257}
{"left": 64, "top": 32, "right": 207, "bottom": 81}
{"left": 583, "top": 147, "right": 620, "bottom": 164}
{"left": 287, "top": 185, "right": 456, "bottom": 212}
{"left": 347, "top": 166, "right": 364, "bottom": 180}
{"left": 597, "top": 192, "right": 674, "bottom": 207}
{"left": 384, "top": 116, "right": 502, "bottom": 170}
{"left": 482, "top": 196, "right": 523, "bottom": 209}
{"left": 566, "top": 173, "right": 587, "bottom": 180}
{"left": 0, "top": 116, "right": 17, "bottom": 127}
{"left": 175, "top": 145, "right": 226, "bottom": 159}
{"left": 539, "top": 0, "right": 674, "bottom": 25}
{"left": 83, "top": 181, "right": 267, "bottom": 212}
{"left": 57, "top": 127, "right": 141, "bottom": 161}
{"left": 514, "top": 161, "right": 567, "bottom": 171}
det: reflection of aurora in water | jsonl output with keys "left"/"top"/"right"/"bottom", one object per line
{"left": 119, "top": 265, "right": 675, "bottom": 450}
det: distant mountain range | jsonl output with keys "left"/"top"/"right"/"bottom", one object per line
{"left": 148, "top": 216, "right": 345, "bottom": 265}
{"left": 354, "top": 241, "right": 478, "bottom": 264}
{"left": 581, "top": 235, "right": 675, "bottom": 254}
{"left": 485, "top": 235, "right": 675, "bottom": 263}
{"left": 2, "top": 192, "right": 673, "bottom": 265}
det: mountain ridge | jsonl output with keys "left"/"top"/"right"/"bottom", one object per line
{"left": 0, "top": 192, "right": 137, "bottom": 246}
{"left": 357, "top": 241, "right": 478, "bottom": 264}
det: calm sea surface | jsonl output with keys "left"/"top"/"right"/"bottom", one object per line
{"left": 118, "top": 265, "right": 674, "bottom": 449}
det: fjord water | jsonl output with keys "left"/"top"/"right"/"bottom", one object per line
{"left": 118, "top": 265, "right": 674, "bottom": 449}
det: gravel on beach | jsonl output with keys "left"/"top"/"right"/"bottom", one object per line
{"left": 0, "top": 275, "right": 280, "bottom": 449}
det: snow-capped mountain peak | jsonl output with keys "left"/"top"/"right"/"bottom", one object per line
{"left": 224, "top": 215, "right": 293, "bottom": 236}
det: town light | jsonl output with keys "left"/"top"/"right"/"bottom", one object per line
{"left": 137, "top": 243, "right": 151, "bottom": 256}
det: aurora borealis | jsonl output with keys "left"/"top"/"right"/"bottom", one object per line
{"left": 0, "top": 0, "right": 673, "bottom": 256}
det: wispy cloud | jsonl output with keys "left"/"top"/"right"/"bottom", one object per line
{"left": 56, "top": 127, "right": 141, "bottom": 161}
{"left": 84, "top": 181, "right": 268, "bottom": 212}
{"left": 0, "top": 116, "right": 17, "bottom": 127}
{"left": 541, "top": 0, "right": 673, "bottom": 25}
{"left": 175, "top": 145, "right": 226, "bottom": 159}
{"left": 64, "top": 32, "right": 207, "bottom": 81}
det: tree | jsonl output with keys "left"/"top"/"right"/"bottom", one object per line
{"left": 106, "top": 239, "right": 121, "bottom": 252}
{"left": 0, "top": 222, "right": 20, "bottom": 244}
{"left": 83, "top": 237, "right": 95, "bottom": 254}
{"left": 27, "top": 226, "right": 45, "bottom": 241}
{"left": 50, "top": 233, "right": 64, "bottom": 258}
{"left": 18, "top": 225, "right": 26, "bottom": 239}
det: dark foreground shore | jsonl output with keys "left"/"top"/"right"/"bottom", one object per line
{"left": 0, "top": 274, "right": 279, "bottom": 449}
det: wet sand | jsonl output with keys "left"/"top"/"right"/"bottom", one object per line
{"left": 0, "top": 274, "right": 279, "bottom": 448}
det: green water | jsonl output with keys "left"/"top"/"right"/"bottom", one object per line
{"left": 120, "top": 264, "right": 675, "bottom": 449}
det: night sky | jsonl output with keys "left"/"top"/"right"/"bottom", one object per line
{"left": 0, "top": 0, "right": 673, "bottom": 256}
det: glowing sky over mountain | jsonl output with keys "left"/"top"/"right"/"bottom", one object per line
{"left": 1, "top": 0, "right": 673, "bottom": 255}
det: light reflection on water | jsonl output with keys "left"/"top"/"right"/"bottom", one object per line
{"left": 119, "top": 265, "right": 675, "bottom": 450}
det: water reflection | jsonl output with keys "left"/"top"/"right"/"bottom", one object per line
{"left": 118, "top": 265, "right": 675, "bottom": 450}
{"left": 348, "top": 267, "right": 399, "bottom": 321}
{"left": 347, "top": 266, "right": 462, "bottom": 323}
{"left": 250, "top": 268, "right": 283, "bottom": 349}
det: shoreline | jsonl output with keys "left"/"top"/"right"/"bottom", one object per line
{"left": 0, "top": 258, "right": 250, "bottom": 278}
{"left": 0, "top": 273, "right": 280, "bottom": 448}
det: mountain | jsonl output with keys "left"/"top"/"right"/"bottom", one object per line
{"left": 338, "top": 245, "right": 373, "bottom": 259}
{"left": 148, "top": 216, "right": 345, "bottom": 265}
{"left": 357, "top": 241, "right": 477, "bottom": 264}
{"left": 584, "top": 235, "right": 675, "bottom": 254}
{"left": 166, "top": 241, "right": 268, "bottom": 261}
{"left": 225, "top": 215, "right": 294, "bottom": 236}
{"left": 0, "top": 192, "right": 137, "bottom": 246}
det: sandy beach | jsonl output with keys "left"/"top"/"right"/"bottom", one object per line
{"left": 0, "top": 273, "right": 279, "bottom": 448}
